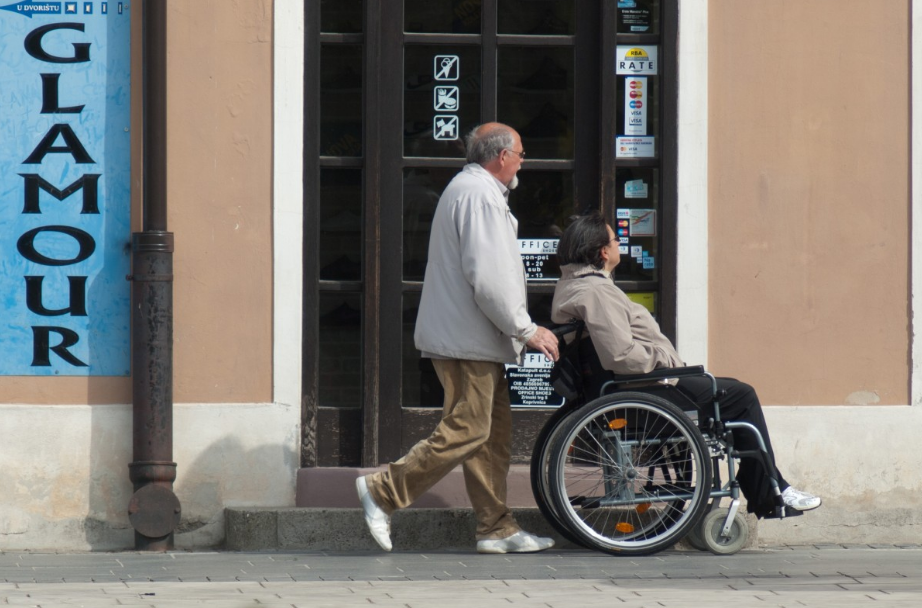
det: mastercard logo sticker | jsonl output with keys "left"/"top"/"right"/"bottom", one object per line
{"left": 629, "top": 80, "right": 643, "bottom": 89}
{"left": 630, "top": 91, "right": 642, "bottom": 99}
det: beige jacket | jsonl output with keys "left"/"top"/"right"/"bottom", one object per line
{"left": 551, "top": 263, "right": 683, "bottom": 374}
{"left": 414, "top": 164, "right": 537, "bottom": 364}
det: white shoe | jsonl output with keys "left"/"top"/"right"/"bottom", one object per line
{"left": 356, "top": 476, "right": 392, "bottom": 551}
{"left": 782, "top": 486, "right": 822, "bottom": 511}
{"left": 476, "top": 530, "right": 555, "bottom": 554}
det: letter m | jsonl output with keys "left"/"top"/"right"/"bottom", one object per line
{"left": 19, "top": 173, "right": 101, "bottom": 214}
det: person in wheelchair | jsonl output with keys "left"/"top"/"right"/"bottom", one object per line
{"left": 550, "top": 212, "right": 821, "bottom": 518}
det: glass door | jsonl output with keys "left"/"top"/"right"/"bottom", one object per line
{"left": 303, "top": 0, "right": 677, "bottom": 468}
{"left": 377, "top": 0, "right": 603, "bottom": 464}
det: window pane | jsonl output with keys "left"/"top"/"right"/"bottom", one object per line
{"left": 320, "top": 45, "right": 363, "bottom": 157}
{"left": 404, "top": 45, "right": 481, "bottom": 158}
{"left": 321, "top": 0, "right": 363, "bottom": 33}
{"left": 616, "top": 0, "right": 660, "bottom": 35}
{"left": 402, "top": 293, "right": 445, "bottom": 408}
{"left": 614, "top": 167, "right": 659, "bottom": 283}
{"left": 319, "top": 293, "right": 362, "bottom": 408}
{"left": 497, "top": 47, "right": 574, "bottom": 160}
{"left": 404, "top": 0, "right": 481, "bottom": 34}
{"left": 320, "top": 169, "right": 363, "bottom": 281}
{"left": 498, "top": 0, "right": 574, "bottom": 35}
{"left": 403, "top": 167, "right": 457, "bottom": 280}
{"left": 509, "top": 171, "right": 574, "bottom": 280}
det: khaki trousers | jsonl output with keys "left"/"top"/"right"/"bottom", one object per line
{"left": 366, "top": 358, "right": 519, "bottom": 540}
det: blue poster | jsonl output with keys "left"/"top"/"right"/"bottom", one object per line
{"left": 0, "top": 2, "right": 131, "bottom": 375}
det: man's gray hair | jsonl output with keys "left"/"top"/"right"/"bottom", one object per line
{"left": 465, "top": 125, "right": 515, "bottom": 165}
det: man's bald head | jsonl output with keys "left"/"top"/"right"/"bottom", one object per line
{"left": 465, "top": 123, "right": 519, "bottom": 165}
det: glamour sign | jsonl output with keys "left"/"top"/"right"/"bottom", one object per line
{"left": 0, "top": 3, "right": 131, "bottom": 375}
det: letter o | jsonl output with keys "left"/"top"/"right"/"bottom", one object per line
{"left": 18, "top": 225, "right": 96, "bottom": 266}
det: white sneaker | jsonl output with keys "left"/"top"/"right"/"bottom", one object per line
{"left": 356, "top": 476, "right": 392, "bottom": 551}
{"left": 477, "top": 530, "right": 555, "bottom": 554}
{"left": 782, "top": 486, "right": 822, "bottom": 511}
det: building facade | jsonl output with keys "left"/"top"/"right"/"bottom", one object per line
{"left": 1, "top": 0, "right": 919, "bottom": 550}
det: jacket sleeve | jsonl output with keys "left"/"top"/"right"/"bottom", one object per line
{"left": 457, "top": 198, "right": 537, "bottom": 344}
{"left": 579, "top": 283, "right": 673, "bottom": 375}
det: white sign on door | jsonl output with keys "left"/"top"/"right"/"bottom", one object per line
{"left": 433, "top": 86, "right": 459, "bottom": 111}
{"left": 434, "top": 55, "right": 460, "bottom": 81}
{"left": 616, "top": 46, "right": 657, "bottom": 75}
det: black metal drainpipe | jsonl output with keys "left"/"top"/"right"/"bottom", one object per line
{"left": 127, "top": 0, "right": 180, "bottom": 551}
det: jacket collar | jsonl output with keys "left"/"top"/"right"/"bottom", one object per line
{"left": 463, "top": 163, "right": 510, "bottom": 200}
{"left": 559, "top": 263, "right": 611, "bottom": 280}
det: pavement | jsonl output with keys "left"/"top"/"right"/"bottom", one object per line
{"left": 2, "top": 545, "right": 921, "bottom": 607}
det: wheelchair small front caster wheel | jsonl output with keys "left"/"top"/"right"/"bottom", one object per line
{"left": 701, "top": 508, "right": 749, "bottom": 555}
{"left": 684, "top": 516, "right": 709, "bottom": 551}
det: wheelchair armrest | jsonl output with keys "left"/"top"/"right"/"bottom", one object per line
{"left": 610, "top": 365, "right": 707, "bottom": 384}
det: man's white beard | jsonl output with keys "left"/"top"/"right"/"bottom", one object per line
{"left": 508, "top": 174, "right": 519, "bottom": 190}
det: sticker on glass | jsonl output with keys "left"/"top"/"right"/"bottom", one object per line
{"left": 642, "top": 256, "right": 656, "bottom": 269}
{"left": 625, "top": 179, "right": 648, "bottom": 199}
{"left": 434, "top": 86, "right": 459, "bottom": 111}
{"left": 624, "top": 77, "right": 647, "bottom": 135}
{"left": 616, "top": 46, "right": 657, "bottom": 75}
{"left": 434, "top": 55, "right": 460, "bottom": 81}
{"left": 519, "top": 239, "right": 558, "bottom": 281}
{"left": 631, "top": 245, "right": 643, "bottom": 258}
{"left": 616, "top": 136, "right": 654, "bottom": 158}
{"left": 433, "top": 115, "right": 459, "bottom": 140}
{"left": 629, "top": 209, "right": 656, "bottom": 237}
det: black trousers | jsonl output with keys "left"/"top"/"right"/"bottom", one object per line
{"left": 637, "top": 377, "right": 789, "bottom": 517}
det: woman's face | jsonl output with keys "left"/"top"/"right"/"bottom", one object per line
{"left": 601, "top": 224, "right": 621, "bottom": 273}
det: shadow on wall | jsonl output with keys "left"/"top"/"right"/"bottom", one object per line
{"left": 171, "top": 434, "right": 297, "bottom": 549}
{"left": 85, "top": 403, "right": 133, "bottom": 550}
{"left": 84, "top": 403, "right": 296, "bottom": 550}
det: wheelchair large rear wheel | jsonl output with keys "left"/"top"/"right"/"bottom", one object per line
{"left": 547, "top": 392, "right": 712, "bottom": 556}
{"left": 530, "top": 403, "right": 587, "bottom": 547}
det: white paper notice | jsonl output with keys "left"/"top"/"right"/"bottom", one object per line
{"left": 616, "top": 46, "right": 658, "bottom": 75}
{"left": 624, "top": 76, "right": 647, "bottom": 135}
{"left": 625, "top": 179, "right": 648, "bottom": 199}
{"left": 616, "top": 136, "right": 655, "bottom": 158}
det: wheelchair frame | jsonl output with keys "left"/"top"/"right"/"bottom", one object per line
{"left": 531, "top": 322, "right": 789, "bottom": 556}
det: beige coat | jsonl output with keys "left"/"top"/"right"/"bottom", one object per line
{"left": 551, "top": 263, "right": 683, "bottom": 374}
{"left": 415, "top": 164, "right": 537, "bottom": 364}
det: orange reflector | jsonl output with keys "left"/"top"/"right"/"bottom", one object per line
{"left": 635, "top": 503, "right": 651, "bottom": 514}
{"left": 608, "top": 419, "right": 628, "bottom": 430}
{"left": 615, "top": 522, "right": 635, "bottom": 533}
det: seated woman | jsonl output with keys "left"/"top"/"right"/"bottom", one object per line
{"left": 550, "top": 212, "right": 821, "bottom": 517}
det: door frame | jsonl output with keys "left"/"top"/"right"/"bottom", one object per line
{"left": 296, "top": 0, "right": 689, "bottom": 468}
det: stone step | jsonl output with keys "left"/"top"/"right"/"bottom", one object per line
{"left": 296, "top": 465, "right": 538, "bottom": 509}
{"left": 224, "top": 507, "right": 577, "bottom": 552}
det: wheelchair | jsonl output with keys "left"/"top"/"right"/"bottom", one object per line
{"left": 531, "top": 322, "right": 794, "bottom": 557}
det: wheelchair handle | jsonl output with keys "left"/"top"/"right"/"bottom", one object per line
{"left": 545, "top": 321, "right": 584, "bottom": 338}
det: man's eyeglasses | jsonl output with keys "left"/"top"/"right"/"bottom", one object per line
{"left": 505, "top": 148, "right": 526, "bottom": 159}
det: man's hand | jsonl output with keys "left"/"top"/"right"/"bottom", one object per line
{"left": 526, "top": 326, "right": 560, "bottom": 362}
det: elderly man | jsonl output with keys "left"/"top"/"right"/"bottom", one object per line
{"left": 356, "top": 123, "right": 560, "bottom": 554}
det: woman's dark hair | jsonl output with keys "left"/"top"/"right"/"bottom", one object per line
{"left": 557, "top": 212, "right": 611, "bottom": 269}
